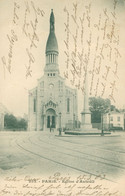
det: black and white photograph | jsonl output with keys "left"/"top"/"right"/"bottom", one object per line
{"left": 0, "top": 0, "right": 125, "bottom": 195}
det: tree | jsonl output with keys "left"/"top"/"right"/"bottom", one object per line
{"left": 110, "top": 105, "right": 119, "bottom": 112}
{"left": 4, "top": 114, "right": 27, "bottom": 130}
{"left": 4, "top": 114, "right": 18, "bottom": 129}
{"left": 17, "top": 118, "right": 27, "bottom": 130}
{"left": 89, "top": 97, "right": 111, "bottom": 123}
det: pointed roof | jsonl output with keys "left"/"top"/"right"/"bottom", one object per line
{"left": 50, "top": 9, "right": 54, "bottom": 24}
{"left": 45, "top": 9, "right": 58, "bottom": 54}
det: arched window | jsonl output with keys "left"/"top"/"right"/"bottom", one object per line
{"left": 34, "top": 98, "right": 36, "bottom": 112}
{"left": 67, "top": 98, "right": 70, "bottom": 113}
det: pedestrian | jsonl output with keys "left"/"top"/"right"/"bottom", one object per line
{"left": 50, "top": 124, "right": 52, "bottom": 132}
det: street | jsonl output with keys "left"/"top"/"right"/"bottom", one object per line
{"left": 0, "top": 131, "right": 125, "bottom": 183}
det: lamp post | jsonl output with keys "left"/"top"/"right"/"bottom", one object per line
{"left": 101, "top": 106, "right": 111, "bottom": 135}
{"left": 108, "top": 112, "right": 110, "bottom": 131}
{"left": 101, "top": 111, "right": 104, "bottom": 136}
{"left": 73, "top": 113, "right": 75, "bottom": 130}
{"left": 97, "top": 105, "right": 104, "bottom": 136}
{"left": 59, "top": 112, "right": 62, "bottom": 136}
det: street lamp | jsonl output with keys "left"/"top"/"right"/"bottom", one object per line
{"left": 108, "top": 112, "right": 110, "bottom": 131}
{"left": 101, "top": 111, "right": 104, "bottom": 136}
{"left": 96, "top": 105, "right": 111, "bottom": 136}
{"left": 59, "top": 112, "right": 62, "bottom": 136}
{"left": 97, "top": 106, "right": 104, "bottom": 136}
{"left": 73, "top": 113, "right": 75, "bottom": 130}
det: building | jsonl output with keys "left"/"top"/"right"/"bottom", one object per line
{"left": 0, "top": 103, "right": 8, "bottom": 130}
{"left": 103, "top": 111, "right": 124, "bottom": 130}
{"left": 28, "top": 10, "right": 78, "bottom": 131}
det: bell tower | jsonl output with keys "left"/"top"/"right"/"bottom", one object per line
{"left": 44, "top": 9, "right": 59, "bottom": 75}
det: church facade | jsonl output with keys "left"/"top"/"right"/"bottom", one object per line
{"left": 28, "top": 10, "right": 78, "bottom": 131}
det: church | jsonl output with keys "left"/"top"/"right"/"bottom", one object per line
{"left": 28, "top": 10, "right": 78, "bottom": 131}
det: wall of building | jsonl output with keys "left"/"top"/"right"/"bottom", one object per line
{"left": 28, "top": 88, "right": 37, "bottom": 131}
{"left": 0, "top": 103, "right": 8, "bottom": 131}
{"left": 0, "top": 113, "right": 4, "bottom": 130}
{"left": 103, "top": 112, "right": 124, "bottom": 130}
{"left": 28, "top": 75, "right": 78, "bottom": 131}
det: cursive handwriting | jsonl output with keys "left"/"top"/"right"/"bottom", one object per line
{"left": 63, "top": 0, "right": 122, "bottom": 102}
{"left": 22, "top": 1, "right": 45, "bottom": 78}
{"left": 0, "top": 174, "right": 122, "bottom": 196}
{"left": 64, "top": 6, "right": 70, "bottom": 75}
{"left": 109, "top": 80, "right": 117, "bottom": 103}
{"left": 13, "top": 1, "right": 20, "bottom": 24}
{"left": 1, "top": 30, "right": 18, "bottom": 75}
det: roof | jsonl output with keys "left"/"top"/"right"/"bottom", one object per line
{"left": 45, "top": 10, "right": 58, "bottom": 54}
{"left": 46, "top": 32, "right": 58, "bottom": 53}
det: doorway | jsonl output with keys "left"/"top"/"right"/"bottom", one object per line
{"left": 47, "top": 115, "right": 55, "bottom": 128}
{"left": 46, "top": 109, "right": 56, "bottom": 128}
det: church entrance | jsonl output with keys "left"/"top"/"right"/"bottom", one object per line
{"left": 47, "top": 116, "right": 55, "bottom": 128}
{"left": 46, "top": 109, "right": 56, "bottom": 128}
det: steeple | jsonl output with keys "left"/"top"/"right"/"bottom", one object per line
{"left": 45, "top": 9, "right": 59, "bottom": 74}
{"left": 50, "top": 9, "right": 55, "bottom": 33}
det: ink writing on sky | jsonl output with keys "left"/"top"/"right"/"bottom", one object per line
{"left": 63, "top": 0, "right": 122, "bottom": 103}
{"left": 1, "top": 1, "right": 45, "bottom": 79}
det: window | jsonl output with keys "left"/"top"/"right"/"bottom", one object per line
{"left": 48, "top": 73, "right": 49, "bottom": 76}
{"left": 34, "top": 99, "right": 36, "bottom": 112}
{"left": 53, "top": 73, "right": 55, "bottom": 76}
{"left": 117, "top": 116, "right": 120, "bottom": 121}
{"left": 67, "top": 98, "right": 70, "bottom": 113}
{"left": 51, "top": 73, "right": 52, "bottom": 76}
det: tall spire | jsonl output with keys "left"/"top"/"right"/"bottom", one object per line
{"left": 50, "top": 9, "right": 55, "bottom": 33}
{"left": 44, "top": 9, "right": 59, "bottom": 74}
{"left": 45, "top": 9, "right": 58, "bottom": 54}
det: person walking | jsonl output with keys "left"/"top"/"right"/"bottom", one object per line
{"left": 50, "top": 124, "right": 52, "bottom": 132}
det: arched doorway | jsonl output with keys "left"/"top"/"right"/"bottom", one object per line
{"left": 46, "top": 108, "right": 56, "bottom": 128}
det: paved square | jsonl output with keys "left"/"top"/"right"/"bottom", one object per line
{"left": 0, "top": 131, "right": 125, "bottom": 183}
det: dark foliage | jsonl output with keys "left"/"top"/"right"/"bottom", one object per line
{"left": 89, "top": 97, "right": 111, "bottom": 123}
{"left": 4, "top": 114, "right": 27, "bottom": 130}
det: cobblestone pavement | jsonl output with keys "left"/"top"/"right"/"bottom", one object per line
{"left": 0, "top": 131, "right": 125, "bottom": 183}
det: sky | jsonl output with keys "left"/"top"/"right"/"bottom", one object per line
{"left": 0, "top": 0, "right": 125, "bottom": 118}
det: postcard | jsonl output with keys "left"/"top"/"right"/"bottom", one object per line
{"left": 0, "top": 0, "right": 125, "bottom": 195}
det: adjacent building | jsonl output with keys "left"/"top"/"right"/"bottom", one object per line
{"left": 0, "top": 103, "right": 8, "bottom": 130}
{"left": 103, "top": 111, "right": 124, "bottom": 130}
